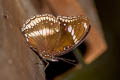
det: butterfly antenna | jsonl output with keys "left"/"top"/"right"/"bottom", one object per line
{"left": 56, "top": 57, "right": 77, "bottom": 65}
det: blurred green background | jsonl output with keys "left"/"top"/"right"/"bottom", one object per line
{"left": 55, "top": 0, "right": 120, "bottom": 80}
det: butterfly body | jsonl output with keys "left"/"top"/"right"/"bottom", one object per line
{"left": 21, "top": 14, "right": 90, "bottom": 61}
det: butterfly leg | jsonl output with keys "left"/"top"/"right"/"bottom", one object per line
{"left": 43, "top": 59, "right": 49, "bottom": 71}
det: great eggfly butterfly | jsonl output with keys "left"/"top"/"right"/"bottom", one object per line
{"left": 21, "top": 14, "right": 90, "bottom": 63}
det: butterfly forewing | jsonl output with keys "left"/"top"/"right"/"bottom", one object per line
{"left": 22, "top": 14, "right": 61, "bottom": 57}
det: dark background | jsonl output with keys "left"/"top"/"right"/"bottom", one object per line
{"left": 93, "top": 0, "right": 120, "bottom": 79}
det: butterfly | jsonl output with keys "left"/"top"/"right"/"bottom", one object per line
{"left": 21, "top": 14, "right": 90, "bottom": 64}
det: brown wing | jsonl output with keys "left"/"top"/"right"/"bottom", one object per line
{"left": 52, "top": 16, "right": 90, "bottom": 56}
{"left": 21, "top": 14, "right": 90, "bottom": 60}
{"left": 21, "top": 14, "right": 61, "bottom": 57}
